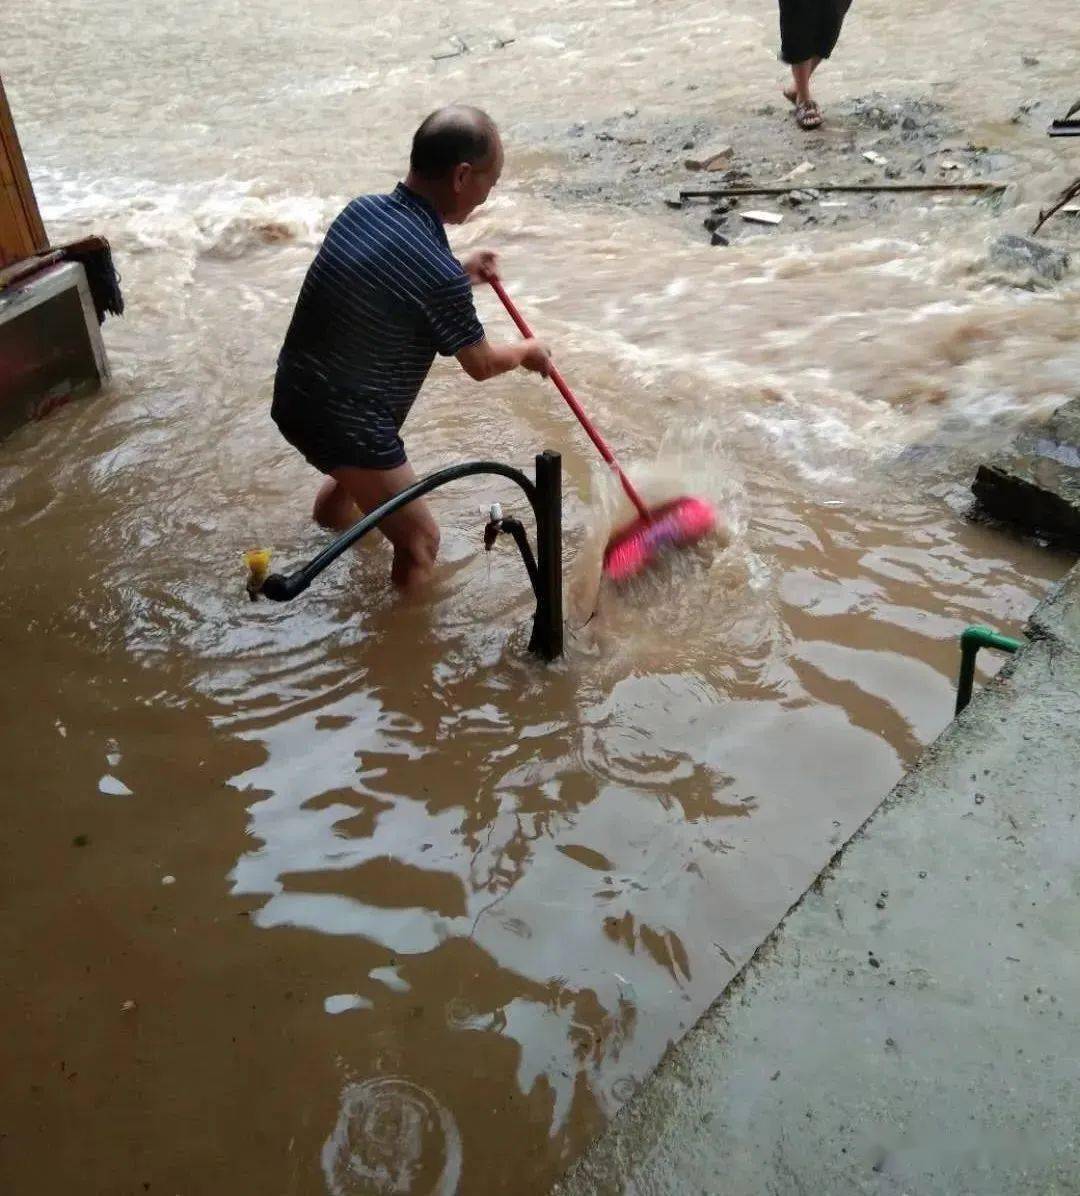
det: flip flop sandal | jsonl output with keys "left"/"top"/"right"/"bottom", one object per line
{"left": 795, "top": 101, "right": 823, "bottom": 130}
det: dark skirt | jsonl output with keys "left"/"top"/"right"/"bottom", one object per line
{"left": 779, "top": 0, "right": 852, "bottom": 65}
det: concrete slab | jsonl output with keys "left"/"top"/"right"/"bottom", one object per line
{"left": 972, "top": 397, "right": 1080, "bottom": 549}
{"left": 557, "top": 564, "right": 1080, "bottom": 1196}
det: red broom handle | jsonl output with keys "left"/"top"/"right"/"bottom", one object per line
{"left": 489, "top": 277, "right": 652, "bottom": 523}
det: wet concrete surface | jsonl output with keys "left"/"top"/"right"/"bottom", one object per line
{"left": 556, "top": 561, "right": 1080, "bottom": 1196}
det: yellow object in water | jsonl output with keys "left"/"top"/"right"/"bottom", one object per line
{"left": 244, "top": 548, "right": 272, "bottom": 599}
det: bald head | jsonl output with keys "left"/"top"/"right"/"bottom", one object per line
{"left": 410, "top": 105, "right": 500, "bottom": 181}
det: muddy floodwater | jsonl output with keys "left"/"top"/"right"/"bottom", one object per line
{"left": 1, "top": 0, "right": 1077, "bottom": 1192}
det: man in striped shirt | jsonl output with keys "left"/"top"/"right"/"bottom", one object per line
{"left": 273, "top": 105, "right": 550, "bottom": 590}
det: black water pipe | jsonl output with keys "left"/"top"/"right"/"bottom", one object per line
{"left": 257, "top": 453, "right": 564, "bottom": 661}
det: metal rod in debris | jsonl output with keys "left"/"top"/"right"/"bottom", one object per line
{"left": 679, "top": 182, "right": 1007, "bottom": 200}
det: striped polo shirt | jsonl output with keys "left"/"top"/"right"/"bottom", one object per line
{"left": 277, "top": 182, "right": 485, "bottom": 431}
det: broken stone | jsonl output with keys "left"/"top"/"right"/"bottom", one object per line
{"left": 703, "top": 214, "right": 726, "bottom": 232}
{"left": 1021, "top": 54, "right": 1040, "bottom": 66}
{"left": 710, "top": 231, "right": 730, "bottom": 247}
{"left": 685, "top": 145, "right": 734, "bottom": 172}
{"left": 989, "top": 234, "right": 1070, "bottom": 283}
{"left": 742, "top": 210, "right": 783, "bottom": 225}
{"left": 863, "top": 150, "right": 888, "bottom": 167}
{"left": 783, "top": 160, "right": 816, "bottom": 181}
{"left": 972, "top": 396, "right": 1080, "bottom": 548}
{"left": 623, "top": 105, "right": 638, "bottom": 118}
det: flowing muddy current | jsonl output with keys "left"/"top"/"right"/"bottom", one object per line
{"left": 1, "top": 0, "right": 1077, "bottom": 1192}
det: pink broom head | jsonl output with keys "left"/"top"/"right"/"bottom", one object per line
{"left": 602, "top": 496, "right": 718, "bottom": 582}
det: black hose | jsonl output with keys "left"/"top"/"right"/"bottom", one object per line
{"left": 260, "top": 460, "right": 539, "bottom": 601}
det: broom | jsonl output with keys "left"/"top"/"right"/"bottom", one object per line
{"left": 489, "top": 278, "right": 717, "bottom": 581}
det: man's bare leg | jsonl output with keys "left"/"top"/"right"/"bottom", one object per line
{"left": 312, "top": 478, "right": 361, "bottom": 531}
{"left": 327, "top": 463, "right": 441, "bottom": 591}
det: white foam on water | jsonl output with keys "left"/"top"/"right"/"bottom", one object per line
{"left": 34, "top": 167, "right": 341, "bottom": 260}
{"left": 324, "top": 994, "right": 373, "bottom": 1015}
{"left": 322, "top": 1078, "right": 462, "bottom": 1196}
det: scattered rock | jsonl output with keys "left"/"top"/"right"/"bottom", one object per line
{"left": 685, "top": 145, "right": 734, "bottom": 172}
{"left": 863, "top": 150, "right": 889, "bottom": 166}
{"left": 431, "top": 34, "right": 469, "bottom": 61}
{"left": 623, "top": 105, "right": 639, "bottom": 118}
{"left": 988, "top": 235, "right": 1070, "bottom": 283}
{"left": 1021, "top": 54, "right": 1040, "bottom": 66}
{"left": 710, "top": 232, "right": 730, "bottom": 247}
{"left": 742, "top": 210, "right": 783, "bottom": 226}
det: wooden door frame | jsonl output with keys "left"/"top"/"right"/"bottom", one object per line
{"left": 0, "top": 72, "right": 48, "bottom": 269}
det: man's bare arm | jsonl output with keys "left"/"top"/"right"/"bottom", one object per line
{"left": 456, "top": 337, "right": 551, "bottom": 382}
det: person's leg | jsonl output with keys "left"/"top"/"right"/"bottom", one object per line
{"left": 784, "top": 55, "right": 821, "bottom": 104}
{"left": 330, "top": 462, "right": 441, "bottom": 590}
{"left": 312, "top": 478, "right": 361, "bottom": 531}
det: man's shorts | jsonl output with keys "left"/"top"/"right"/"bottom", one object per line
{"left": 272, "top": 360, "right": 407, "bottom": 474}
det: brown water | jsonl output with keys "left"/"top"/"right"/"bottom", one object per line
{"left": 1, "top": 1, "right": 1077, "bottom": 1192}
